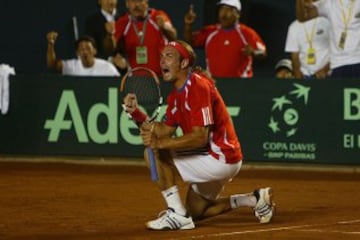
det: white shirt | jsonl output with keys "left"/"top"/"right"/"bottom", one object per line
{"left": 314, "top": 0, "right": 360, "bottom": 69}
{"left": 285, "top": 17, "right": 330, "bottom": 76}
{"left": 101, "top": 9, "right": 116, "bottom": 22}
{"left": 62, "top": 58, "right": 120, "bottom": 76}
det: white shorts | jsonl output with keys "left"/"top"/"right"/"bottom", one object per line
{"left": 174, "top": 154, "right": 242, "bottom": 200}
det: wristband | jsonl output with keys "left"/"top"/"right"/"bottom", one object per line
{"left": 130, "top": 108, "right": 147, "bottom": 124}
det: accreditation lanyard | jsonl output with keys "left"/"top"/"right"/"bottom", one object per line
{"left": 132, "top": 17, "right": 148, "bottom": 45}
{"left": 132, "top": 17, "right": 148, "bottom": 64}
{"left": 303, "top": 18, "right": 318, "bottom": 65}
{"left": 339, "top": 0, "right": 355, "bottom": 50}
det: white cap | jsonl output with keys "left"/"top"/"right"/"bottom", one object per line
{"left": 217, "top": 0, "right": 241, "bottom": 11}
{"left": 275, "top": 59, "right": 293, "bottom": 71}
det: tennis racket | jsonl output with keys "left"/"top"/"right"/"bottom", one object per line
{"left": 120, "top": 67, "right": 163, "bottom": 182}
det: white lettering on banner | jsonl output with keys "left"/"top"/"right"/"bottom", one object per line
{"left": 263, "top": 142, "right": 317, "bottom": 160}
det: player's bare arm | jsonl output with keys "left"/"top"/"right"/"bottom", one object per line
{"left": 152, "top": 122, "right": 176, "bottom": 139}
{"left": 152, "top": 126, "right": 209, "bottom": 151}
{"left": 140, "top": 121, "right": 175, "bottom": 147}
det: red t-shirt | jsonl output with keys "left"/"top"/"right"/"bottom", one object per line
{"left": 192, "top": 24, "right": 266, "bottom": 78}
{"left": 114, "top": 9, "right": 172, "bottom": 75}
{"left": 164, "top": 72, "right": 243, "bottom": 164}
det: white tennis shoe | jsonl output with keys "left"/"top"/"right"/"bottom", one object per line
{"left": 253, "top": 187, "right": 275, "bottom": 224}
{"left": 146, "top": 208, "right": 195, "bottom": 230}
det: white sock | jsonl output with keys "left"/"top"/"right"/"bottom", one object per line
{"left": 230, "top": 193, "right": 257, "bottom": 209}
{"left": 161, "top": 185, "right": 187, "bottom": 216}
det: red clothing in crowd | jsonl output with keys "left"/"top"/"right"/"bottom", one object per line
{"left": 114, "top": 9, "right": 173, "bottom": 75}
{"left": 192, "top": 24, "right": 266, "bottom": 78}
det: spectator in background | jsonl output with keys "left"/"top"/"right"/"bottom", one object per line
{"left": 85, "top": 0, "right": 120, "bottom": 59}
{"left": 275, "top": 59, "right": 294, "bottom": 79}
{"left": 85, "top": 0, "right": 128, "bottom": 75}
{"left": 46, "top": 31, "right": 120, "bottom": 76}
{"left": 296, "top": 0, "right": 360, "bottom": 78}
{"left": 285, "top": 13, "right": 331, "bottom": 79}
{"left": 184, "top": 0, "right": 267, "bottom": 78}
{"left": 104, "top": 0, "right": 177, "bottom": 76}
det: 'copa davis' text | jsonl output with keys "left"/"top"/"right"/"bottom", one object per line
{"left": 263, "top": 142, "right": 316, "bottom": 160}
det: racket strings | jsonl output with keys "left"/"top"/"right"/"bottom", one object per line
{"left": 123, "top": 74, "right": 161, "bottom": 118}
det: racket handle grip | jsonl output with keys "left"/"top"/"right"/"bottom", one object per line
{"left": 147, "top": 147, "right": 159, "bottom": 182}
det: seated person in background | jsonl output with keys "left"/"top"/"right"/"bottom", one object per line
{"left": 85, "top": 0, "right": 128, "bottom": 74}
{"left": 184, "top": 0, "right": 267, "bottom": 78}
{"left": 46, "top": 31, "right": 120, "bottom": 76}
{"left": 275, "top": 59, "right": 294, "bottom": 79}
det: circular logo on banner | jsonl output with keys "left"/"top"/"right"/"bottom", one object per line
{"left": 268, "top": 83, "right": 311, "bottom": 138}
{"left": 284, "top": 108, "right": 298, "bottom": 126}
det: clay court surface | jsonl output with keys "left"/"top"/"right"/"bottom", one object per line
{"left": 0, "top": 156, "right": 359, "bottom": 240}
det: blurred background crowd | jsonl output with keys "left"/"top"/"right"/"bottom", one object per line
{"left": 1, "top": 0, "right": 359, "bottom": 79}
{"left": 0, "top": 0, "right": 296, "bottom": 77}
